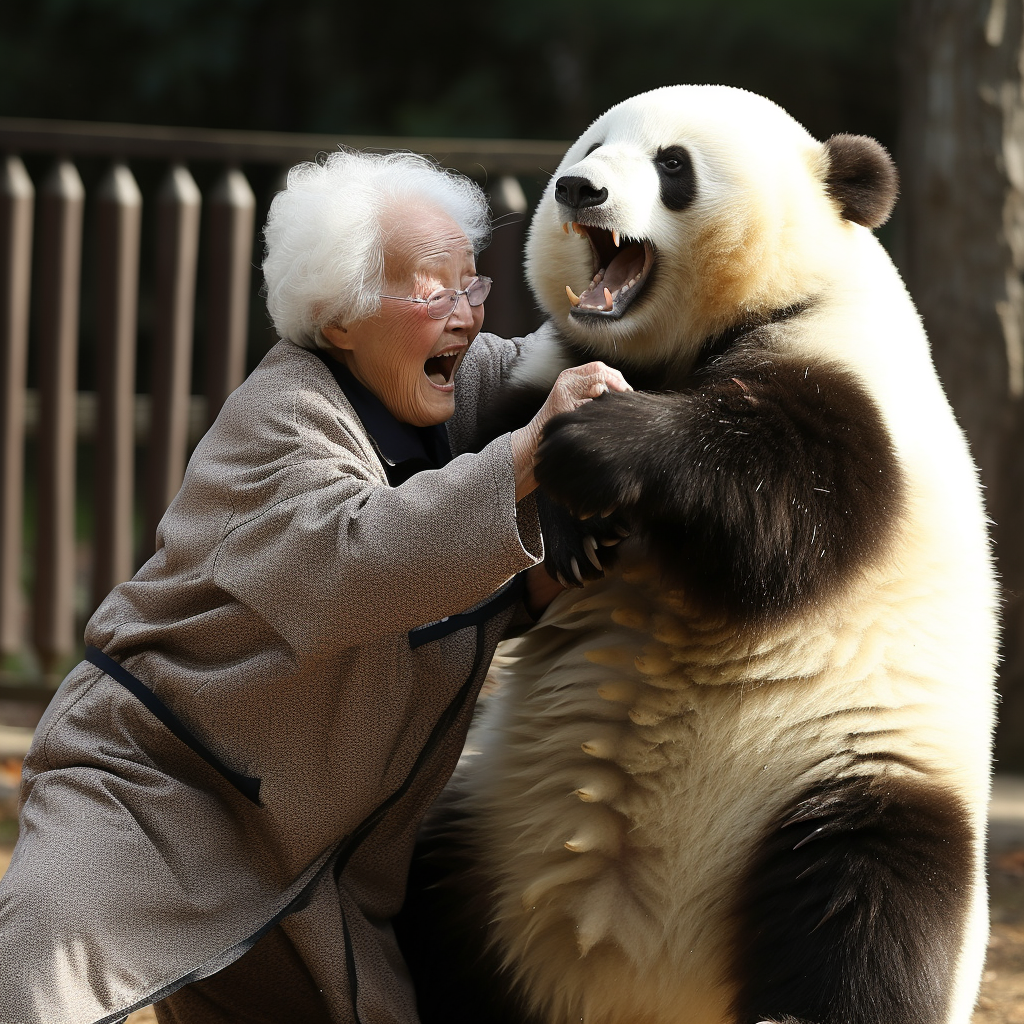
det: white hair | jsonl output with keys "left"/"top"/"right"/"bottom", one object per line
{"left": 262, "top": 149, "right": 491, "bottom": 349}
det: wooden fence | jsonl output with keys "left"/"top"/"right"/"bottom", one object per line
{"left": 0, "top": 117, "right": 566, "bottom": 684}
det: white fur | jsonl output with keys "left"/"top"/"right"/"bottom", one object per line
{"left": 453, "top": 86, "right": 998, "bottom": 1024}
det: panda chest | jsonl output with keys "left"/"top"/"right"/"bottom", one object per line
{"left": 490, "top": 585, "right": 822, "bottom": 873}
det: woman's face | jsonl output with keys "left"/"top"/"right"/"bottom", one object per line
{"left": 322, "top": 205, "right": 485, "bottom": 427}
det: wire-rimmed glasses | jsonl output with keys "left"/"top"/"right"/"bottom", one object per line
{"left": 380, "top": 276, "right": 492, "bottom": 320}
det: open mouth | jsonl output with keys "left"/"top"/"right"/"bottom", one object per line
{"left": 424, "top": 348, "right": 461, "bottom": 386}
{"left": 563, "top": 222, "right": 655, "bottom": 319}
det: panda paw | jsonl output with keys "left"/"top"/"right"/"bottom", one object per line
{"left": 537, "top": 494, "right": 629, "bottom": 587}
{"left": 534, "top": 393, "right": 648, "bottom": 519}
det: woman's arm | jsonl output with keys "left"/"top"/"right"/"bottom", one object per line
{"left": 150, "top": 346, "right": 627, "bottom": 658}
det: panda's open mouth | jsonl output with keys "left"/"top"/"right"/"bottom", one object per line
{"left": 563, "top": 222, "right": 654, "bottom": 320}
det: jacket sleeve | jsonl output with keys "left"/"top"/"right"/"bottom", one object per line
{"left": 195, "top": 366, "right": 543, "bottom": 657}
{"left": 445, "top": 325, "right": 557, "bottom": 457}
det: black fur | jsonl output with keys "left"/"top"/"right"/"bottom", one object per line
{"left": 474, "top": 307, "right": 898, "bottom": 615}
{"left": 824, "top": 135, "right": 898, "bottom": 229}
{"left": 393, "top": 803, "right": 544, "bottom": 1024}
{"left": 731, "top": 774, "right": 974, "bottom": 1024}
{"left": 694, "top": 303, "right": 810, "bottom": 368}
{"left": 534, "top": 341, "right": 905, "bottom": 621}
{"left": 531, "top": 497, "right": 622, "bottom": 585}
{"left": 655, "top": 145, "right": 698, "bottom": 211}
{"left": 476, "top": 375, "right": 628, "bottom": 586}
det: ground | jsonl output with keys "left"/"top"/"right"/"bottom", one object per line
{"left": 1, "top": 756, "right": 1022, "bottom": 1021}
{"left": 978, "top": 864, "right": 1024, "bottom": 1024}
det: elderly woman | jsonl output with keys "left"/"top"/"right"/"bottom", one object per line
{"left": 0, "top": 151, "right": 629, "bottom": 1024}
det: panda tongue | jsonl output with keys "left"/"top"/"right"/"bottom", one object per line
{"left": 579, "top": 242, "right": 646, "bottom": 308}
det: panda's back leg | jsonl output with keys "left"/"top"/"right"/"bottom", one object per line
{"left": 394, "top": 801, "right": 546, "bottom": 1024}
{"left": 730, "top": 773, "right": 977, "bottom": 1024}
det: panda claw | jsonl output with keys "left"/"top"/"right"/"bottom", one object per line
{"left": 556, "top": 571, "right": 571, "bottom": 589}
{"left": 570, "top": 556, "right": 584, "bottom": 584}
{"left": 599, "top": 535, "right": 622, "bottom": 547}
{"left": 583, "top": 536, "right": 603, "bottom": 570}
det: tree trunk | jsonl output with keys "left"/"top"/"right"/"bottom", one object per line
{"left": 899, "top": 0, "right": 1024, "bottom": 767}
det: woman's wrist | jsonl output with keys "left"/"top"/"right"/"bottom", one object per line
{"left": 510, "top": 425, "right": 540, "bottom": 501}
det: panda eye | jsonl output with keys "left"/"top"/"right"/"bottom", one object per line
{"left": 586, "top": 142, "right": 602, "bottom": 156}
{"left": 656, "top": 146, "right": 691, "bottom": 176}
{"left": 654, "top": 146, "right": 697, "bottom": 211}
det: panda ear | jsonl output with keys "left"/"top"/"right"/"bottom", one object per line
{"left": 823, "top": 134, "right": 899, "bottom": 229}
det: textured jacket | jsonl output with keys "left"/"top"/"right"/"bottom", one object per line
{"left": 0, "top": 333, "right": 543, "bottom": 1024}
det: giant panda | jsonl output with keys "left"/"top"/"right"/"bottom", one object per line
{"left": 395, "top": 85, "right": 999, "bottom": 1024}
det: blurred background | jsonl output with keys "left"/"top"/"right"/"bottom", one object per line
{"left": 0, "top": 0, "right": 899, "bottom": 144}
{"left": 5, "top": 0, "right": 1024, "bottom": 769}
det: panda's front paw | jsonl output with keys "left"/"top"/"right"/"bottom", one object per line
{"left": 534, "top": 394, "right": 646, "bottom": 519}
{"left": 537, "top": 495, "right": 629, "bottom": 586}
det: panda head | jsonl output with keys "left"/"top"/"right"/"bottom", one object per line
{"left": 525, "top": 85, "right": 898, "bottom": 366}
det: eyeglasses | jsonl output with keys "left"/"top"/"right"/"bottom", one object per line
{"left": 379, "top": 276, "right": 492, "bottom": 320}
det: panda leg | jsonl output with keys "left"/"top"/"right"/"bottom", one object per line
{"left": 393, "top": 801, "right": 545, "bottom": 1024}
{"left": 729, "top": 773, "right": 977, "bottom": 1024}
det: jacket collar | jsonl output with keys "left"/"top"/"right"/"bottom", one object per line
{"left": 316, "top": 352, "right": 452, "bottom": 485}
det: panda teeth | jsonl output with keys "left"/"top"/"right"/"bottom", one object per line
{"left": 612, "top": 229, "right": 621, "bottom": 247}
{"left": 603, "top": 287, "right": 614, "bottom": 310}
{"left": 566, "top": 284, "right": 581, "bottom": 307}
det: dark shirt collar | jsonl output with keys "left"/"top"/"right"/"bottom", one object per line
{"left": 316, "top": 352, "right": 452, "bottom": 485}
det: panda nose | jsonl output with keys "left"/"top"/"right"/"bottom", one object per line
{"left": 555, "top": 175, "right": 608, "bottom": 210}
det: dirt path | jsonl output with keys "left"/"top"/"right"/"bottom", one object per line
{"left": 975, "top": 845, "right": 1024, "bottom": 1023}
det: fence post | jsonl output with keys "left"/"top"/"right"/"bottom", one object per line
{"left": 205, "top": 165, "right": 256, "bottom": 424}
{"left": 33, "top": 159, "right": 84, "bottom": 673}
{"left": 93, "top": 162, "right": 142, "bottom": 609}
{"left": 479, "top": 175, "right": 534, "bottom": 339}
{"left": 145, "top": 163, "right": 201, "bottom": 555}
{"left": 0, "top": 156, "right": 33, "bottom": 661}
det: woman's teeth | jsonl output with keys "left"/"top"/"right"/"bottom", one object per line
{"left": 425, "top": 348, "right": 460, "bottom": 385}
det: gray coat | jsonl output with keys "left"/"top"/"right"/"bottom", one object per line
{"left": 0, "top": 334, "right": 544, "bottom": 1024}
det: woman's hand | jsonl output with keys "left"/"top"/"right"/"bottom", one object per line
{"left": 510, "top": 362, "right": 632, "bottom": 500}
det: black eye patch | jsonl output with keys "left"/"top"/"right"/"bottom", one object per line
{"left": 654, "top": 145, "right": 697, "bottom": 211}
{"left": 585, "top": 141, "right": 602, "bottom": 156}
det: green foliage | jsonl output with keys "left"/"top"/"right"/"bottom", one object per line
{"left": 0, "top": 0, "right": 900, "bottom": 146}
